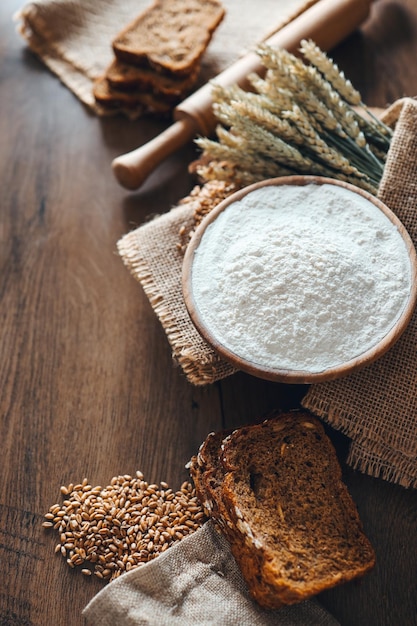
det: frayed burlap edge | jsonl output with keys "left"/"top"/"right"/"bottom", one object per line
{"left": 300, "top": 394, "right": 417, "bottom": 488}
{"left": 15, "top": 0, "right": 321, "bottom": 119}
{"left": 348, "top": 441, "right": 417, "bottom": 489}
{"left": 117, "top": 98, "right": 413, "bottom": 388}
{"left": 117, "top": 203, "right": 237, "bottom": 385}
{"left": 15, "top": 3, "right": 145, "bottom": 118}
{"left": 302, "top": 97, "right": 417, "bottom": 488}
{"left": 380, "top": 98, "right": 412, "bottom": 126}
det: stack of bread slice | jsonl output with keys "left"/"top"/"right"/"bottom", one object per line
{"left": 189, "top": 409, "right": 376, "bottom": 608}
{"left": 94, "top": 0, "right": 225, "bottom": 116}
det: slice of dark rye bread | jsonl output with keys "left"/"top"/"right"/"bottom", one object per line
{"left": 188, "top": 410, "right": 376, "bottom": 609}
{"left": 112, "top": 0, "right": 225, "bottom": 78}
{"left": 105, "top": 58, "right": 199, "bottom": 96}
{"left": 93, "top": 76, "right": 174, "bottom": 115}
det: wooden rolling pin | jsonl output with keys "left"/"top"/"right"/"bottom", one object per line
{"left": 112, "top": 0, "right": 375, "bottom": 190}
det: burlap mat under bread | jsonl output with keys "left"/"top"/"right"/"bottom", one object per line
{"left": 15, "top": 0, "right": 318, "bottom": 116}
{"left": 118, "top": 98, "right": 417, "bottom": 488}
{"left": 83, "top": 520, "right": 340, "bottom": 626}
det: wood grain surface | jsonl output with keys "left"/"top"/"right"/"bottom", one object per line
{"left": 1, "top": 0, "right": 417, "bottom": 624}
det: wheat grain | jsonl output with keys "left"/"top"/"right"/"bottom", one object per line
{"left": 284, "top": 105, "right": 368, "bottom": 180}
{"left": 213, "top": 83, "right": 302, "bottom": 143}
{"left": 300, "top": 39, "right": 393, "bottom": 141}
{"left": 299, "top": 39, "right": 362, "bottom": 106}
{"left": 196, "top": 158, "right": 292, "bottom": 187}
{"left": 247, "top": 74, "right": 295, "bottom": 113}
{"left": 43, "top": 472, "right": 207, "bottom": 582}
{"left": 233, "top": 100, "right": 304, "bottom": 146}
{"left": 194, "top": 41, "right": 389, "bottom": 201}
{"left": 254, "top": 46, "right": 343, "bottom": 136}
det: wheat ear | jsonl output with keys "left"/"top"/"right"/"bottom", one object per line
{"left": 300, "top": 39, "right": 393, "bottom": 137}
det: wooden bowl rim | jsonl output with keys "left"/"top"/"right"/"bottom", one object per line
{"left": 182, "top": 175, "right": 417, "bottom": 384}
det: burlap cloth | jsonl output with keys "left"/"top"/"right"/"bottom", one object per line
{"left": 13, "top": 2, "right": 407, "bottom": 620}
{"left": 15, "top": 0, "right": 317, "bottom": 116}
{"left": 83, "top": 520, "right": 339, "bottom": 625}
{"left": 302, "top": 98, "right": 417, "bottom": 489}
{"left": 117, "top": 98, "right": 417, "bottom": 489}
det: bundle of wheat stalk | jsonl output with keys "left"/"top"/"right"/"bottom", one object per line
{"left": 194, "top": 40, "right": 393, "bottom": 195}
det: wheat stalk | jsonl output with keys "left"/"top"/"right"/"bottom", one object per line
{"left": 196, "top": 158, "right": 292, "bottom": 187}
{"left": 299, "top": 62, "right": 390, "bottom": 151}
{"left": 284, "top": 105, "right": 369, "bottom": 181}
{"left": 194, "top": 42, "right": 390, "bottom": 198}
{"left": 264, "top": 46, "right": 389, "bottom": 179}
{"left": 211, "top": 88, "right": 299, "bottom": 142}
{"left": 299, "top": 39, "right": 362, "bottom": 105}
{"left": 258, "top": 44, "right": 374, "bottom": 153}
{"left": 300, "top": 39, "right": 393, "bottom": 138}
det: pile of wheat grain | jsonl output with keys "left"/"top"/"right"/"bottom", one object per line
{"left": 42, "top": 472, "right": 206, "bottom": 581}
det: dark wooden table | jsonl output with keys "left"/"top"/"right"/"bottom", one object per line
{"left": 1, "top": 1, "right": 417, "bottom": 624}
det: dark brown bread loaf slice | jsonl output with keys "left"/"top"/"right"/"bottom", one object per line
{"left": 112, "top": 0, "right": 225, "bottom": 78}
{"left": 93, "top": 76, "right": 173, "bottom": 116}
{"left": 189, "top": 429, "right": 232, "bottom": 525}
{"left": 189, "top": 410, "right": 375, "bottom": 609}
{"left": 105, "top": 58, "right": 199, "bottom": 96}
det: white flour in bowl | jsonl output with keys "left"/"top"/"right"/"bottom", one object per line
{"left": 190, "top": 183, "right": 412, "bottom": 373}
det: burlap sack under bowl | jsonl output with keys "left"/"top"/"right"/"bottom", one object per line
{"left": 182, "top": 176, "right": 417, "bottom": 384}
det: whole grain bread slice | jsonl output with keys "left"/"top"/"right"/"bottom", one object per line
{"left": 105, "top": 58, "right": 199, "bottom": 96}
{"left": 112, "top": 0, "right": 225, "bottom": 78}
{"left": 93, "top": 76, "right": 173, "bottom": 115}
{"left": 189, "top": 429, "right": 232, "bottom": 524}
{"left": 189, "top": 410, "right": 375, "bottom": 609}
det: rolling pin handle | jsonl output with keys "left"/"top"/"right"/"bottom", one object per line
{"left": 112, "top": 0, "right": 376, "bottom": 191}
{"left": 111, "top": 117, "right": 198, "bottom": 190}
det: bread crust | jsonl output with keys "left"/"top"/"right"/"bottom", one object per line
{"left": 112, "top": 0, "right": 225, "bottom": 78}
{"left": 93, "top": 76, "right": 173, "bottom": 115}
{"left": 189, "top": 410, "right": 376, "bottom": 609}
{"left": 105, "top": 58, "right": 199, "bottom": 97}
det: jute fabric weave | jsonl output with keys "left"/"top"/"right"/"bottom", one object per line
{"left": 15, "top": 0, "right": 316, "bottom": 116}
{"left": 302, "top": 97, "right": 417, "bottom": 489}
{"left": 118, "top": 201, "right": 237, "bottom": 384}
{"left": 83, "top": 520, "right": 340, "bottom": 625}
{"left": 118, "top": 98, "right": 417, "bottom": 488}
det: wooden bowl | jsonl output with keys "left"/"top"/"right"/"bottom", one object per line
{"left": 182, "top": 176, "right": 417, "bottom": 384}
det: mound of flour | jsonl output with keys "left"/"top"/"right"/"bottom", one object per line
{"left": 190, "top": 183, "right": 412, "bottom": 373}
